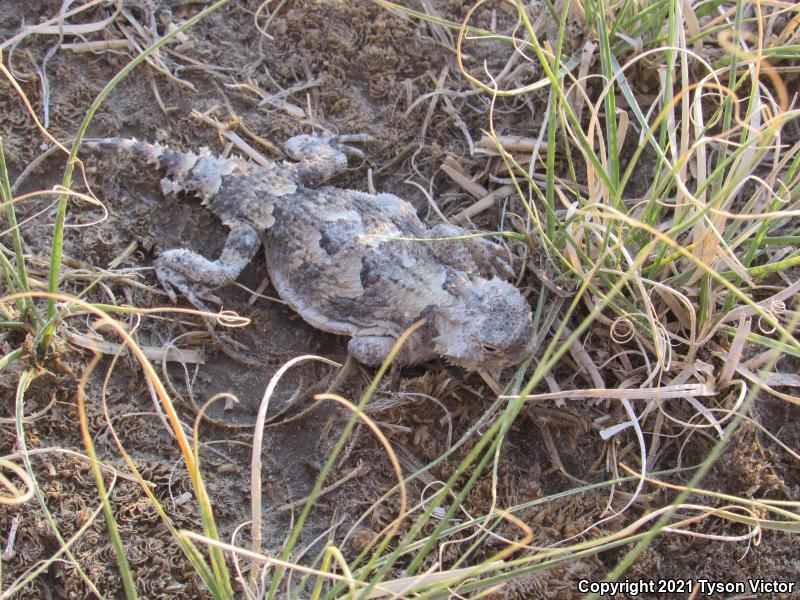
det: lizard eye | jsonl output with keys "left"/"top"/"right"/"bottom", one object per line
{"left": 481, "top": 344, "right": 500, "bottom": 354}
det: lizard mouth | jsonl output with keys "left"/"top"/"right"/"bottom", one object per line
{"left": 429, "top": 303, "right": 534, "bottom": 370}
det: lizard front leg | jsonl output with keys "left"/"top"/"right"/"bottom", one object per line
{"left": 347, "top": 333, "right": 437, "bottom": 367}
{"left": 156, "top": 220, "right": 260, "bottom": 311}
{"left": 284, "top": 133, "right": 371, "bottom": 186}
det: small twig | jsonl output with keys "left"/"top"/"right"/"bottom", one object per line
{"left": 419, "top": 65, "right": 449, "bottom": 143}
{"left": 61, "top": 39, "right": 131, "bottom": 53}
{"left": 451, "top": 184, "right": 515, "bottom": 224}
{"left": 476, "top": 134, "right": 545, "bottom": 155}
{"left": 2, "top": 517, "right": 20, "bottom": 560}
{"left": 440, "top": 156, "right": 486, "bottom": 199}
{"left": 67, "top": 332, "right": 204, "bottom": 364}
{"left": 190, "top": 110, "right": 271, "bottom": 166}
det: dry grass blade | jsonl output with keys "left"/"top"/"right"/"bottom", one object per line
{"left": 360, "top": 561, "right": 506, "bottom": 599}
{"left": 180, "top": 531, "right": 425, "bottom": 597}
{"left": 249, "top": 355, "right": 341, "bottom": 561}
{"left": 3, "top": 0, "right": 800, "bottom": 595}
{"left": 501, "top": 383, "right": 717, "bottom": 402}
{"left": 60, "top": 39, "right": 131, "bottom": 53}
{"left": 0, "top": 0, "right": 118, "bottom": 50}
{"left": 440, "top": 156, "right": 487, "bottom": 199}
{"left": 0, "top": 459, "right": 34, "bottom": 506}
{"left": 66, "top": 331, "right": 205, "bottom": 364}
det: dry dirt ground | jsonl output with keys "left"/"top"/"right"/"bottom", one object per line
{"left": 1, "top": 1, "right": 798, "bottom": 598}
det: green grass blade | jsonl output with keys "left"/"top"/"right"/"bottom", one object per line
{"left": 43, "top": 0, "right": 235, "bottom": 344}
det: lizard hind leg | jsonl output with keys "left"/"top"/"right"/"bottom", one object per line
{"left": 428, "top": 223, "right": 515, "bottom": 280}
{"left": 155, "top": 220, "right": 261, "bottom": 311}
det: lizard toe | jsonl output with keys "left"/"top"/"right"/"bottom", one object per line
{"left": 155, "top": 263, "right": 222, "bottom": 310}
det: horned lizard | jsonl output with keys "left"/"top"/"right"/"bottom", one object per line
{"left": 84, "top": 134, "right": 535, "bottom": 370}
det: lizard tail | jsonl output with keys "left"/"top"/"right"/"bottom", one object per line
{"left": 81, "top": 137, "right": 183, "bottom": 172}
{"left": 80, "top": 137, "right": 246, "bottom": 202}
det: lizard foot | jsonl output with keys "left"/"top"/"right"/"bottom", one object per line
{"left": 157, "top": 252, "right": 263, "bottom": 366}
{"left": 155, "top": 251, "right": 223, "bottom": 312}
{"left": 154, "top": 222, "right": 261, "bottom": 311}
{"left": 285, "top": 133, "right": 372, "bottom": 160}
{"left": 463, "top": 235, "right": 515, "bottom": 280}
{"left": 284, "top": 133, "right": 373, "bottom": 185}
{"left": 428, "top": 224, "right": 515, "bottom": 280}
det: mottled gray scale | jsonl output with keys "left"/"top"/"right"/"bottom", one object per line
{"left": 317, "top": 212, "right": 362, "bottom": 256}
{"left": 265, "top": 186, "right": 453, "bottom": 336}
{"left": 209, "top": 167, "right": 292, "bottom": 229}
{"left": 264, "top": 189, "right": 433, "bottom": 336}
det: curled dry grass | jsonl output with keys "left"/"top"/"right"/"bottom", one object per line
{"left": 1, "top": 0, "right": 800, "bottom": 598}
{"left": 361, "top": 0, "right": 800, "bottom": 595}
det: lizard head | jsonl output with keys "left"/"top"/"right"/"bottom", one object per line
{"left": 430, "top": 275, "right": 535, "bottom": 371}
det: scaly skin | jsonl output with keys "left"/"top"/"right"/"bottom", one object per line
{"left": 83, "top": 135, "right": 534, "bottom": 370}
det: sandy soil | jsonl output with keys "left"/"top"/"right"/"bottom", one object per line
{"left": 1, "top": 1, "right": 798, "bottom": 598}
